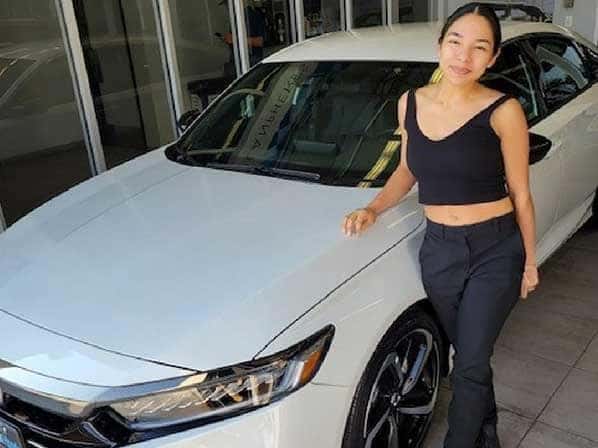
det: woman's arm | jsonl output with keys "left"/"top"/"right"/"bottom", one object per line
{"left": 492, "top": 97, "right": 539, "bottom": 298}
{"left": 342, "top": 91, "right": 417, "bottom": 236}
{"left": 365, "top": 92, "right": 417, "bottom": 216}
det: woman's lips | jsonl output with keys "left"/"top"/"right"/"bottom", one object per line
{"left": 450, "top": 65, "right": 472, "bottom": 75}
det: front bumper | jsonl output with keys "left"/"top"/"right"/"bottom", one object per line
{"left": 0, "top": 363, "right": 351, "bottom": 448}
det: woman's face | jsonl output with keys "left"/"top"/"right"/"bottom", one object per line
{"left": 437, "top": 13, "right": 500, "bottom": 86}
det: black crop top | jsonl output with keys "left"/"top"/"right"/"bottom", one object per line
{"left": 404, "top": 89, "right": 513, "bottom": 205}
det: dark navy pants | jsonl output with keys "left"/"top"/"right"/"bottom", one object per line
{"left": 418, "top": 211, "right": 525, "bottom": 448}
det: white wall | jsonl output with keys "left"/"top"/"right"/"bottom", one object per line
{"left": 553, "top": 0, "right": 598, "bottom": 44}
{"left": 445, "top": 0, "right": 596, "bottom": 44}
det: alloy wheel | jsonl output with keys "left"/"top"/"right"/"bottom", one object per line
{"left": 362, "top": 328, "right": 440, "bottom": 448}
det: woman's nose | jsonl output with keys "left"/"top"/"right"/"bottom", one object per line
{"left": 457, "top": 48, "right": 472, "bottom": 63}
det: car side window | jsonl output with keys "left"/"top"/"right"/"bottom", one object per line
{"left": 530, "top": 36, "right": 591, "bottom": 111}
{"left": 481, "top": 42, "right": 540, "bottom": 123}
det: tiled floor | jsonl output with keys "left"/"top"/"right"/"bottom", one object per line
{"left": 424, "top": 218, "right": 598, "bottom": 448}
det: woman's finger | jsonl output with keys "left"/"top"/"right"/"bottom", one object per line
{"left": 346, "top": 215, "right": 355, "bottom": 235}
{"left": 350, "top": 216, "right": 358, "bottom": 235}
{"left": 520, "top": 279, "right": 527, "bottom": 299}
{"left": 355, "top": 215, "right": 365, "bottom": 233}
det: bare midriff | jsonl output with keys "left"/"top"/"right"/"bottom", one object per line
{"left": 423, "top": 196, "right": 514, "bottom": 226}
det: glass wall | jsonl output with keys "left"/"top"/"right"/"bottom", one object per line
{"left": 168, "top": 0, "right": 238, "bottom": 114}
{"left": 303, "top": 0, "right": 342, "bottom": 37}
{"left": 0, "top": 0, "right": 91, "bottom": 227}
{"left": 392, "top": 0, "right": 432, "bottom": 23}
{"left": 72, "top": 0, "right": 175, "bottom": 169}
{"left": 352, "top": 0, "right": 382, "bottom": 28}
{"left": 5, "top": 0, "right": 491, "bottom": 231}
{"left": 243, "top": 0, "right": 295, "bottom": 67}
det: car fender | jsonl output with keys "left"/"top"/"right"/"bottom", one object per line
{"left": 254, "top": 220, "right": 433, "bottom": 388}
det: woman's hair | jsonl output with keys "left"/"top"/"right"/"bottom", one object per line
{"left": 439, "top": 2, "right": 502, "bottom": 55}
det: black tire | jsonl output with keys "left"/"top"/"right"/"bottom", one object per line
{"left": 592, "top": 189, "right": 598, "bottom": 225}
{"left": 341, "top": 308, "right": 444, "bottom": 448}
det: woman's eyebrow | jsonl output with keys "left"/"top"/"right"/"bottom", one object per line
{"left": 448, "top": 31, "right": 491, "bottom": 44}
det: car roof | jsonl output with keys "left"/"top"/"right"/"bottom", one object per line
{"left": 264, "top": 21, "right": 574, "bottom": 64}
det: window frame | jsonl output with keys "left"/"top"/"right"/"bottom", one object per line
{"left": 518, "top": 33, "right": 593, "bottom": 115}
{"left": 577, "top": 43, "right": 598, "bottom": 84}
{"left": 483, "top": 39, "right": 546, "bottom": 127}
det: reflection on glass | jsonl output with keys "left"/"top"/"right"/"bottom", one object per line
{"left": 172, "top": 61, "right": 437, "bottom": 187}
{"left": 392, "top": 0, "right": 431, "bottom": 23}
{"left": 243, "top": 0, "right": 293, "bottom": 67}
{"left": 303, "top": 0, "right": 341, "bottom": 37}
{"left": 481, "top": 44, "right": 540, "bottom": 122}
{"left": 352, "top": 0, "right": 382, "bottom": 28}
{"left": 72, "top": 0, "right": 174, "bottom": 169}
{"left": 169, "top": 0, "right": 236, "bottom": 114}
{"left": 0, "top": 0, "right": 90, "bottom": 227}
{"left": 532, "top": 37, "right": 590, "bottom": 111}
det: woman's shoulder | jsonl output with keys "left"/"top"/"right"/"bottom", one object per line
{"left": 413, "top": 84, "right": 435, "bottom": 100}
{"left": 479, "top": 86, "right": 515, "bottom": 104}
{"left": 486, "top": 88, "right": 526, "bottom": 135}
{"left": 410, "top": 84, "right": 438, "bottom": 110}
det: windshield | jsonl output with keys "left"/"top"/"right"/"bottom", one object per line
{"left": 168, "top": 61, "right": 437, "bottom": 187}
{"left": 0, "top": 57, "right": 34, "bottom": 99}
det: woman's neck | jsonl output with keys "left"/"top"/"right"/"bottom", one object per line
{"left": 433, "top": 79, "right": 481, "bottom": 106}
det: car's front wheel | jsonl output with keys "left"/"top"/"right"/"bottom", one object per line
{"left": 592, "top": 188, "right": 598, "bottom": 225}
{"left": 342, "top": 308, "right": 443, "bottom": 448}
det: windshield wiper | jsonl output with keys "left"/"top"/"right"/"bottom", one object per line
{"left": 170, "top": 141, "right": 198, "bottom": 166}
{"left": 205, "top": 162, "right": 321, "bottom": 182}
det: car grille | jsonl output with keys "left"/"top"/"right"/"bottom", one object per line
{"left": 0, "top": 392, "right": 128, "bottom": 447}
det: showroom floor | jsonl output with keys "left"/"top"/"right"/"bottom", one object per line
{"left": 424, "top": 218, "right": 598, "bottom": 448}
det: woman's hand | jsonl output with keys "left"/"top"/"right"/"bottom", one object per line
{"left": 342, "top": 208, "right": 377, "bottom": 236}
{"left": 520, "top": 264, "right": 539, "bottom": 299}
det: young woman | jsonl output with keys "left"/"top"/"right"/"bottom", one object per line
{"left": 341, "top": 3, "right": 540, "bottom": 448}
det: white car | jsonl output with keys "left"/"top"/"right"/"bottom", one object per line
{"left": 0, "top": 21, "right": 597, "bottom": 448}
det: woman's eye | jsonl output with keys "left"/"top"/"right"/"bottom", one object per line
{"left": 448, "top": 40, "right": 459, "bottom": 45}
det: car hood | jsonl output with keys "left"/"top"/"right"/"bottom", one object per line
{"left": 0, "top": 148, "right": 423, "bottom": 373}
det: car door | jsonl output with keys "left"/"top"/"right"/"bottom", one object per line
{"left": 481, "top": 40, "right": 559, "bottom": 243}
{"left": 526, "top": 34, "right": 598, "bottom": 223}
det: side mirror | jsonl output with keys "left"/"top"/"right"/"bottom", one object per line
{"left": 177, "top": 109, "right": 201, "bottom": 133}
{"left": 529, "top": 132, "right": 552, "bottom": 165}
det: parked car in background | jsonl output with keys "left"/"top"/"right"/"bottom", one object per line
{"left": 479, "top": 1, "right": 551, "bottom": 22}
{"left": 0, "top": 20, "right": 597, "bottom": 448}
{"left": 0, "top": 36, "right": 229, "bottom": 160}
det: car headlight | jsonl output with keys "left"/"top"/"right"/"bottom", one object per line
{"left": 109, "top": 325, "right": 334, "bottom": 430}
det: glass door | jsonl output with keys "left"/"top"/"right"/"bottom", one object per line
{"left": 72, "top": 0, "right": 175, "bottom": 169}
{"left": 0, "top": 0, "right": 91, "bottom": 227}
{"left": 242, "top": 0, "right": 295, "bottom": 67}
{"left": 167, "top": 0, "right": 238, "bottom": 114}
{"left": 303, "top": 0, "right": 342, "bottom": 37}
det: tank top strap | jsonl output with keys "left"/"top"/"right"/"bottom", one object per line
{"left": 403, "top": 88, "right": 417, "bottom": 132}
{"left": 478, "top": 93, "right": 515, "bottom": 121}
